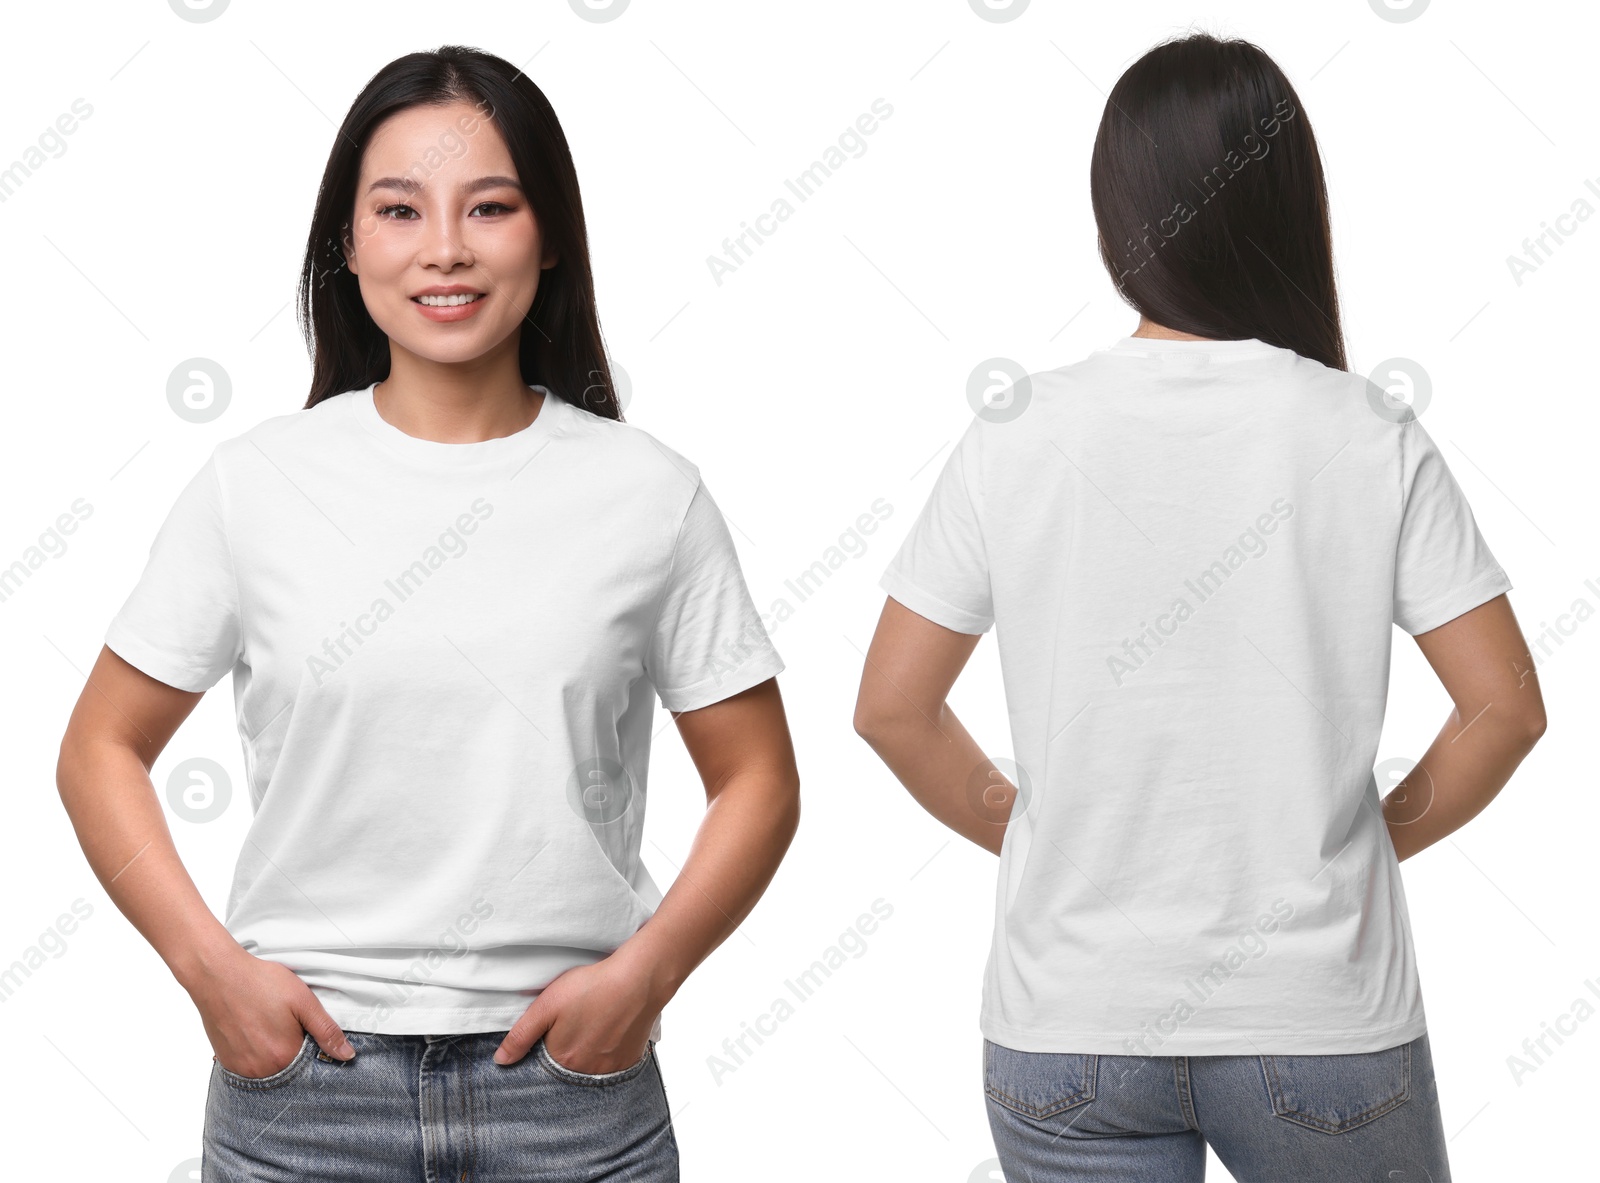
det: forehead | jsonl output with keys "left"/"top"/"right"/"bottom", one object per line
{"left": 360, "top": 100, "right": 516, "bottom": 185}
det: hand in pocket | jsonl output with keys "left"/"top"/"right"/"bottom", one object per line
{"left": 185, "top": 944, "right": 355, "bottom": 1077}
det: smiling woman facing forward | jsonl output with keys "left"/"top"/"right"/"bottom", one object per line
{"left": 55, "top": 46, "right": 799, "bottom": 1182}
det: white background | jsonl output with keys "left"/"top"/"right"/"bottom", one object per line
{"left": 3, "top": 1, "right": 1594, "bottom": 1179}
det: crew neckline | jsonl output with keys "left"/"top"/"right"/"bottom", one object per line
{"left": 349, "top": 381, "right": 562, "bottom": 465}
{"left": 1104, "top": 335, "right": 1280, "bottom": 357}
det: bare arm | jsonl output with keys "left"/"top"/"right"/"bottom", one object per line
{"left": 853, "top": 596, "right": 1005, "bottom": 856}
{"left": 494, "top": 676, "right": 801, "bottom": 1069}
{"left": 57, "top": 647, "right": 222, "bottom": 981}
{"left": 1382, "top": 594, "right": 1547, "bottom": 861}
{"left": 624, "top": 676, "right": 801, "bottom": 993}
{"left": 56, "top": 646, "right": 353, "bottom": 1075}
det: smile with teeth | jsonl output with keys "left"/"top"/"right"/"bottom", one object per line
{"left": 414, "top": 293, "right": 484, "bottom": 306}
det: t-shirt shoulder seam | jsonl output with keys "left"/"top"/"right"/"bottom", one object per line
{"left": 1397, "top": 413, "right": 1410, "bottom": 535}
{"left": 641, "top": 474, "right": 706, "bottom": 674}
{"left": 955, "top": 420, "right": 994, "bottom": 600}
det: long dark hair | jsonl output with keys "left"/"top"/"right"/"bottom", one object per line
{"left": 297, "top": 45, "right": 621, "bottom": 417}
{"left": 1090, "top": 32, "right": 1346, "bottom": 371}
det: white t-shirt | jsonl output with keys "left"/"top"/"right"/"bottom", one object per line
{"left": 878, "top": 335, "right": 1512, "bottom": 1055}
{"left": 106, "top": 382, "right": 785, "bottom": 1038}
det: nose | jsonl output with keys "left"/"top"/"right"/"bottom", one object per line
{"left": 415, "top": 216, "right": 474, "bottom": 270}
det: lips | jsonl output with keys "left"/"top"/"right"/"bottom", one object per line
{"left": 409, "top": 290, "right": 489, "bottom": 323}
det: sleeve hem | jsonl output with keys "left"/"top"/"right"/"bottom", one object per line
{"left": 104, "top": 620, "right": 227, "bottom": 693}
{"left": 878, "top": 568, "right": 994, "bottom": 635}
{"left": 1396, "top": 566, "right": 1513, "bottom": 636}
{"left": 657, "top": 645, "right": 785, "bottom": 714}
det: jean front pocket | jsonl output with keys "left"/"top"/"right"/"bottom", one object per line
{"left": 983, "top": 1039, "right": 1097, "bottom": 1119}
{"left": 215, "top": 1031, "right": 317, "bottom": 1091}
{"left": 1260, "top": 1040, "right": 1411, "bottom": 1134}
{"left": 536, "top": 1038, "right": 654, "bottom": 1087}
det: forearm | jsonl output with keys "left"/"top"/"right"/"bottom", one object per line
{"left": 1382, "top": 707, "right": 1542, "bottom": 862}
{"left": 857, "top": 703, "right": 1006, "bottom": 856}
{"left": 56, "top": 739, "right": 241, "bottom": 991}
{"left": 614, "top": 766, "right": 800, "bottom": 1007}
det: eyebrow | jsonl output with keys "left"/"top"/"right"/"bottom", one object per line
{"left": 366, "top": 174, "right": 524, "bottom": 197}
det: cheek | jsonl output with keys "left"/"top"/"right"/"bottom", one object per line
{"left": 355, "top": 236, "right": 413, "bottom": 281}
{"left": 486, "top": 222, "right": 545, "bottom": 278}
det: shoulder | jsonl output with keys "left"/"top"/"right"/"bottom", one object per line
{"left": 949, "top": 354, "right": 1107, "bottom": 462}
{"left": 1274, "top": 350, "right": 1416, "bottom": 448}
{"left": 1033, "top": 343, "right": 1401, "bottom": 430}
{"left": 553, "top": 398, "right": 704, "bottom": 502}
{"left": 208, "top": 390, "right": 356, "bottom": 470}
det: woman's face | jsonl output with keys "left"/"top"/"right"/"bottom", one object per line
{"left": 342, "top": 100, "right": 555, "bottom": 367}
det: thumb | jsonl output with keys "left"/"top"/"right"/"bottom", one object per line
{"left": 494, "top": 1000, "right": 555, "bottom": 1066}
{"left": 294, "top": 992, "right": 356, "bottom": 1062}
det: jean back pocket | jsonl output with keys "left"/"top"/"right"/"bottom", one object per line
{"left": 983, "top": 1039, "right": 1097, "bottom": 1120}
{"left": 1260, "top": 1040, "right": 1411, "bottom": 1134}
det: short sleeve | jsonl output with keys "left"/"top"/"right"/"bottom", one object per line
{"left": 104, "top": 450, "right": 243, "bottom": 692}
{"left": 645, "top": 480, "right": 784, "bottom": 713}
{"left": 1392, "top": 417, "right": 1513, "bottom": 636}
{"left": 877, "top": 418, "right": 994, "bottom": 634}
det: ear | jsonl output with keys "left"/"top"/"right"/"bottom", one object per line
{"left": 541, "top": 244, "right": 559, "bottom": 271}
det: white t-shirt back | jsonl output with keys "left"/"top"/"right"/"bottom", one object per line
{"left": 878, "top": 335, "right": 1512, "bottom": 1055}
{"left": 106, "top": 383, "right": 785, "bottom": 1037}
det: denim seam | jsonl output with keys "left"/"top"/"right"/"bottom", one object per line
{"left": 1174, "top": 1056, "right": 1200, "bottom": 1129}
{"left": 463, "top": 1040, "right": 479, "bottom": 1183}
{"left": 649, "top": 1042, "right": 673, "bottom": 1123}
{"left": 420, "top": 1042, "right": 444, "bottom": 1183}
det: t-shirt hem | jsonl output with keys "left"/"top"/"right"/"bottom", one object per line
{"left": 326, "top": 1004, "right": 531, "bottom": 1035}
{"left": 979, "top": 1010, "right": 1428, "bottom": 1056}
{"left": 1397, "top": 566, "right": 1513, "bottom": 636}
{"left": 878, "top": 568, "right": 993, "bottom": 635}
{"left": 324, "top": 1002, "right": 665, "bottom": 1043}
{"left": 658, "top": 646, "right": 785, "bottom": 713}
{"left": 104, "top": 620, "right": 225, "bottom": 694}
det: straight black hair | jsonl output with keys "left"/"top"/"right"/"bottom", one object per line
{"left": 297, "top": 45, "right": 621, "bottom": 416}
{"left": 1090, "top": 32, "right": 1347, "bottom": 371}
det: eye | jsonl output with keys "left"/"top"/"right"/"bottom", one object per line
{"left": 374, "top": 201, "right": 514, "bottom": 221}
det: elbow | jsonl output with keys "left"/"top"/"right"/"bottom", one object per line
{"left": 785, "top": 776, "right": 802, "bottom": 841}
{"left": 853, "top": 704, "right": 890, "bottom": 744}
{"left": 767, "top": 768, "right": 801, "bottom": 851}
{"left": 855, "top": 699, "right": 928, "bottom": 745}
{"left": 1523, "top": 707, "right": 1548, "bottom": 746}
{"left": 55, "top": 734, "right": 81, "bottom": 803}
{"left": 55, "top": 734, "right": 97, "bottom": 822}
{"left": 853, "top": 687, "right": 907, "bottom": 741}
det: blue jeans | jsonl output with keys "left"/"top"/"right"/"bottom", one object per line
{"left": 984, "top": 1031, "right": 1450, "bottom": 1182}
{"left": 203, "top": 1030, "right": 678, "bottom": 1181}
